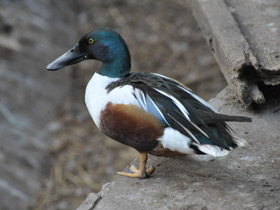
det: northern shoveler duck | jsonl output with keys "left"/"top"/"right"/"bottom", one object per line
{"left": 47, "top": 28, "right": 251, "bottom": 178}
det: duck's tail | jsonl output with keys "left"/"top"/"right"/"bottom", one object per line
{"left": 203, "top": 113, "right": 252, "bottom": 124}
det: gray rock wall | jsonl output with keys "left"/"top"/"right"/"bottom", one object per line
{"left": 0, "top": 1, "right": 79, "bottom": 209}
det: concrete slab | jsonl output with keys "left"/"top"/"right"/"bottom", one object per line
{"left": 77, "top": 87, "right": 280, "bottom": 210}
{"left": 189, "top": 0, "right": 280, "bottom": 106}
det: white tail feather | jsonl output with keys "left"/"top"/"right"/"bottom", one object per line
{"left": 194, "top": 143, "right": 229, "bottom": 157}
{"left": 233, "top": 135, "right": 247, "bottom": 147}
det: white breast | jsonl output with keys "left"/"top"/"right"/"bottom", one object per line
{"left": 85, "top": 73, "right": 140, "bottom": 128}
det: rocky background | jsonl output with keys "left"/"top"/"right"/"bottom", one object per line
{"left": 0, "top": 1, "right": 226, "bottom": 210}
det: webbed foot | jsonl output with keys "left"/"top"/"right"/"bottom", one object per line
{"left": 117, "top": 152, "right": 154, "bottom": 179}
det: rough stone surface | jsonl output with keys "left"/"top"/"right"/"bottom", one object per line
{"left": 77, "top": 87, "right": 280, "bottom": 210}
{"left": 0, "top": 1, "right": 79, "bottom": 209}
{"left": 189, "top": 0, "right": 280, "bottom": 106}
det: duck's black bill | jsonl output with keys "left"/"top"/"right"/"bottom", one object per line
{"left": 46, "top": 44, "right": 86, "bottom": 71}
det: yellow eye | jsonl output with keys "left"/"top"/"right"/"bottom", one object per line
{"left": 89, "top": 38, "right": 94, "bottom": 44}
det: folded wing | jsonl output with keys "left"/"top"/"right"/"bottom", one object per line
{"left": 106, "top": 72, "right": 252, "bottom": 151}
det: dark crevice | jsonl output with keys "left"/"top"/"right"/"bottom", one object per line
{"left": 237, "top": 63, "right": 260, "bottom": 84}
{"left": 90, "top": 196, "right": 102, "bottom": 210}
{"left": 258, "top": 82, "right": 280, "bottom": 101}
{"left": 250, "top": 82, "right": 280, "bottom": 110}
{"left": 235, "top": 63, "right": 280, "bottom": 107}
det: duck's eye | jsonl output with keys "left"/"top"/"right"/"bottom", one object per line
{"left": 88, "top": 38, "right": 94, "bottom": 44}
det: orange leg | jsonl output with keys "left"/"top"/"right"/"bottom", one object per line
{"left": 117, "top": 152, "right": 155, "bottom": 178}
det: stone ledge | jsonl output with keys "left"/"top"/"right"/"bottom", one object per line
{"left": 77, "top": 87, "right": 280, "bottom": 210}
{"left": 189, "top": 0, "right": 280, "bottom": 106}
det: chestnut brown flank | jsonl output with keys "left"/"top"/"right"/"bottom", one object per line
{"left": 100, "top": 102, "right": 164, "bottom": 152}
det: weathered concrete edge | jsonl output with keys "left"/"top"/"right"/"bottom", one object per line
{"left": 76, "top": 183, "right": 114, "bottom": 210}
{"left": 188, "top": 0, "right": 264, "bottom": 106}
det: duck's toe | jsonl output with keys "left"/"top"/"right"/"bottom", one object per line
{"left": 117, "top": 165, "right": 155, "bottom": 179}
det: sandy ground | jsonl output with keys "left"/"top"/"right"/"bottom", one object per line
{"left": 31, "top": 1, "right": 226, "bottom": 209}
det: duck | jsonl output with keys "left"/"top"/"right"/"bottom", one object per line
{"left": 46, "top": 28, "right": 251, "bottom": 179}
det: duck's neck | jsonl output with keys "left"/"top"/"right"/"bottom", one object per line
{"left": 98, "top": 60, "right": 130, "bottom": 78}
{"left": 97, "top": 44, "right": 131, "bottom": 78}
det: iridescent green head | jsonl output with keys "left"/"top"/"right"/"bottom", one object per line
{"left": 47, "top": 28, "right": 131, "bottom": 78}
